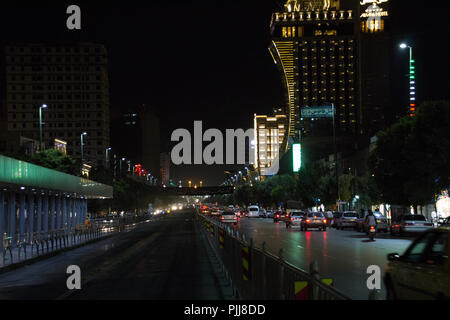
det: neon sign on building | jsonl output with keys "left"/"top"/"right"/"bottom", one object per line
{"left": 360, "top": 0, "right": 389, "bottom": 33}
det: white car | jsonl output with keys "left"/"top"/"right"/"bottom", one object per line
{"left": 337, "top": 211, "right": 359, "bottom": 229}
{"left": 390, "top": 215, "right": 434, "bottom": 236}
{"left": 285, "top": 211, "right": 306, "bottom": 228}
{"left": 220, "top": 211, "right": 238, "bottom": 225}
{"left": 247, "top": 206, "right": 260, "bottom": 218}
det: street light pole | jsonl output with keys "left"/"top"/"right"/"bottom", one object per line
{"left": 80, "top": 132, "right": 87, "bottom": 164}
{"left": 400, "top": 43, "right": 416, "bottom": 116}
{"left": 39, "top": 104, "right": 47, "bottom": 151}
{"left": 332, "top": 103, "right": 340, "bottom": 211}
{"left": 106, "top": 147, "right": 111, "bottom": 168}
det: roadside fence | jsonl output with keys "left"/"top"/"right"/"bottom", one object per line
{"left": 197, "top": 212, "right": 350, "bottom": 300}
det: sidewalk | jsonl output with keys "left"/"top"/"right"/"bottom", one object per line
{"left": 1, "top": 220, "right": 142, "bottom": 272}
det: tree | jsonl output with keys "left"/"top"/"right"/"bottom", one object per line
{"left": 369, "top": 100, "right": 450, "bottom": 210}
{"left": 28, "top": 149, "right": 79, "bottom": 175}
{"left": 296, "top": 162, "right": 329, "bottom": 208}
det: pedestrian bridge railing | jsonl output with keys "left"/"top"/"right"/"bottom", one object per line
{"left": 196, "top": 212, "right": 350, "bottom": 300}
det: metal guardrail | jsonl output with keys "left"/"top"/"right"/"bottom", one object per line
{"left": 1, "top": 215, "right": 147, "bottom": 267}
{"left": 196, "top": 212, "right": 350, "bottom": 300}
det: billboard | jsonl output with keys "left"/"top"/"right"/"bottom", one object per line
{"left": 301, "top": 106, "right": 334, "bottom": 118}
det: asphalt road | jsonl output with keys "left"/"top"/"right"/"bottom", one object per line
{"left": 0, "top": 210, "right": 233, "bottom": 300}
{"left": 227, "top": 216, "right": 417, "bottom": 300}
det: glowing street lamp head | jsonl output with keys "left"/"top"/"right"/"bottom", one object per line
{"left": 41, "top": 104, "right": 48, "bottom": 109}
{"left": 399, "top": 43, "right": 408, "bottom": 49}
{"left": 82, "top": 132, "right": 87, "bottom": 136}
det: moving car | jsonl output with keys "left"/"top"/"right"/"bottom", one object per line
{"left": 210, "top": 207, "right": 222, "bottom": 217}
{"left": 200, "top": 206, "right": 210, "bottom": 215}
{"left": 336, "top": 211, "right": 358, "bottom": 230}
{"left": 390, "top": 215, "right": 434, "bottom": 236}
{"left": 357, "top": 211, "right": 389, "bottom": 233}
{"left": 285, "top": 211, "right": 306, "bottom": 228}
{"left": 220, "top": 210, "right": 238, "bottom": 225}
{"left": 266, "top": 210, "right": 275, "bottom": 219}
{"left": 273, "top": 210, "right": 287, "bottom": 223}
{"left": 259, "top": 208, "right": 267, "bottom": 218}
{"left": 384, "top": 227, "right": 449, "bottom": 300}
{"left": 301, "top": 212, "right": 327, "bottom": 231}
{"left": 247, "top": 205, "right": 260, "bottom": 218}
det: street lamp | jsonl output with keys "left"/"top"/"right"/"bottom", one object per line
{"left": 80, "top": 132, "right": 87, "bottom": 163}
{"left": 120, "top": 157, "right": 125, "bottom": 176}
{"left": 105, "top": 147, "right": 112, "bottom": 168}
{"left": 400, "top": 43, "right": 416, "bottom": 116}
{"left": 39, "top": 104, "right": 47, "bottom": 151}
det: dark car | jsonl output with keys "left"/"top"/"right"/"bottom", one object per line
{"left": 273, "top": 211, "right": 287, "bottom": 223}
{"left": 331, "top": 212, "right": 342, "bottom": 228}
{"left": 301, "top": 212, "right": 327, "bottom": 231}
{"left": 442, "top": 217, "right": 450, "bottom": 226}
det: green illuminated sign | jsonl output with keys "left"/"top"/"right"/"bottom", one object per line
{"left": 293, "top": 143, "right": 301, "bottom": 173}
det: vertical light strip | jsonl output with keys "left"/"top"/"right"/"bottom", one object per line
{"left": 272, "top": 40, "right": 296, "bottom": 145}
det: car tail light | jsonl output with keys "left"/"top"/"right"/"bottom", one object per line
{"left": 370, "top": 226, "right": 375, "bottom": 230}
{"left": 291, "top": 218, "right": 294, "bottom": 221}
{"left": 233, "top": 217, "right": 237, "bottom": 220}
{"left": 221, "top": 216, "right": 224, "bottom": 220}
{"left": 276, "top": 215, "right": 279, "bottom": 218}
{"left": 306, "top": 219, "right": 311, "bottom": 223}
{"left": 323, "top": 219, "right": 327, "bottom": 223}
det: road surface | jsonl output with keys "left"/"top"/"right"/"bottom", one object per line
{"left": 0, "top": 210, "right": 233, "bottom": 300}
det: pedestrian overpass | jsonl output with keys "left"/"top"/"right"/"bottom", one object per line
{"left": 153, "top": 186, "right": 234, "bottom": 196}
{"left": 0, "top": 154, "right": 113, "bottom": 254}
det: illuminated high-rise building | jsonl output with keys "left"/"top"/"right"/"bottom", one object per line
{"left": 269, "top": 0, "right": 392, "bottom": 161}
{"left": 254, "top": 112, "right": 287, "bottom": 178}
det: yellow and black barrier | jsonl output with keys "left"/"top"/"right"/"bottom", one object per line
{"left": 242, "top": 246, "right": 251, "bottom": 281}
{"left": 219, "top": 229, "right": 224, "bottom": 249}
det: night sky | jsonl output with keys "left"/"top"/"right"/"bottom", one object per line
{"left": 0, "top": 0, "right": 449, "bottom": 185}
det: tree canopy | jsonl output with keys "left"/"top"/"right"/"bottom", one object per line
{"left": 369, "top": 100, "right": 450, "bottom": 207}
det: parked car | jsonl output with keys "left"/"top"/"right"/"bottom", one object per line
{"left": 336, "top": 211, "right": 358, "bottom": 230}
{"left": 220, "top": 210, "right": 238, "bottom": 225}
{"left": 390, "top": 215, "right": 434, "bottom": 236}
{"left": 247, "top": 205, "right": 260, "bottom": 218}
{"left": 285, "top": 211, "right": 306, "bottom": 228}
{"left": 300, "top": 212, "right": 327, "bottom": 231}
{"left": 273, "top": 210, "right": 287, "bottom": 223}
{"left": 357, "top": 211, "right": 389, "bottom": 233}
{"left": 384, "top": 227, "right": 449, "bottom": 300}
{"left": 266, "top": 210, "right": 275, "bottom": 219}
